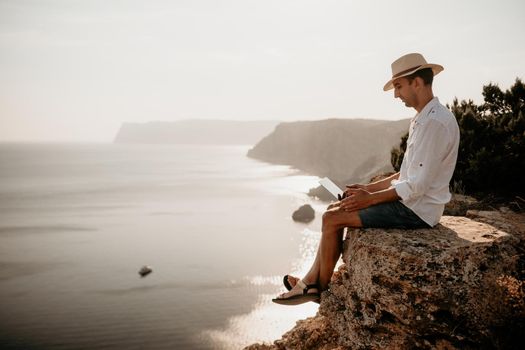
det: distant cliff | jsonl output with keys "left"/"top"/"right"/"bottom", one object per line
{"left": 247, "top": 118, "right": 410, "bottom": 184}
{"left": 113, "top": 120, "right": 280, "bottom": 145}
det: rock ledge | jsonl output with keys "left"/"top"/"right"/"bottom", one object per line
{"left": 246, "top": 212, "right": 525, "bottom": 349}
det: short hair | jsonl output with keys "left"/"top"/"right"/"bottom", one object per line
{"left": 406, "top": 68, "right": 434, "bottom": 86}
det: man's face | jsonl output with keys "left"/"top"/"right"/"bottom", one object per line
{"left": 393, "top": 77, "right": 417, "bottom": 108}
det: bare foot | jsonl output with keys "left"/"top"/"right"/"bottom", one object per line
{"left": 285, "top": 275, "right": 299, "bottom": 289}
{"left": 277, "top": 276, "right": 319, "bottom": 299}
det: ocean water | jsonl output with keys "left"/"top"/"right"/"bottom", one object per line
{"left": 0, "top": 143, "right": 327, "bottom": 349}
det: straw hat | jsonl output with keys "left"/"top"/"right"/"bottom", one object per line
{"left": 383, "top": 53, "right": 443, "bottom": 91}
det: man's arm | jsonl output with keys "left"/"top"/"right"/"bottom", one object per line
{"left": 365, "top": 172, "right": 400, "bottom": 193}
{"left": 344, "top": 172, "right": 400, "bottom": 196}
{"left": 340, "top": 186, "right": 400, "bottom": 212}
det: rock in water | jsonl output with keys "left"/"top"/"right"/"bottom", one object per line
{"left": 139, "top": 265, "right": 153, "bottom": 277}
{"left": 292, "top": 204, "right": 315, "bottom": 223}
{"left": 246, "top": 212, "right": 525, "bottom": 349}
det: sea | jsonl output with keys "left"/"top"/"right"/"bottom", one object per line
{"left": 0, "top": 143, "right": 328, "bottom": 349}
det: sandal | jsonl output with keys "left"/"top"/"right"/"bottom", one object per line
{"left": 283, "top": 275, "right": 298, "bottom": 291}
{"left": 272, "top": 279, "right": 320, "bottom": 305}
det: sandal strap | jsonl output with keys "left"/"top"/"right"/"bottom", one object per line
{"left": 297, "top": 280, "right": 319, "bottom": 295}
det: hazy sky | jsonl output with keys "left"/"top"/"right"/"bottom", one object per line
{"left": 1, "top": 0, "right": 524, "bottom": 142}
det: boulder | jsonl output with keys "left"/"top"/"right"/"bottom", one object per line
{"left": 444, "top": 193, "right": 479, "bottom": 216}
{"left": 292, "top": 204, "right": 315, "bottom": 223}
{"left": 246, "top": 212, "right": 525, "bottom": 349}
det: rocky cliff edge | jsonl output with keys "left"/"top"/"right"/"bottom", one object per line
{"left": 246, "top": 210, "right": 525, "bottom": 349}
{"left": 247, "top": 119, "right": 409, "bottom": 183}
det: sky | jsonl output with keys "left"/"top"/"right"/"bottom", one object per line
{"left": 0, "top": 0, "right": 524, "bottom": 142}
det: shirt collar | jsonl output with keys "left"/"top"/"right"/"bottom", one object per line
{"left": 412, "top": 97, "right": 439, "bottom": 123}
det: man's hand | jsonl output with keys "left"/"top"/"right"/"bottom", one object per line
{"left": 342, "top": 183, "right": 369, "bottom": 199}
{"left": 340, "top": 188, "right": 375, "bottom": 212}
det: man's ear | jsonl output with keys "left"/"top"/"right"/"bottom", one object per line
{"left": 413, "top": 76, "right": 423, "bottom": 89}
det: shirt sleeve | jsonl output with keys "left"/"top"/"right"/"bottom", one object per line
{"left": 393, "top": 119, "right": 451, "bottom": 201}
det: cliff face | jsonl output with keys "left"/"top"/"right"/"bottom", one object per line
{"left": 246, "top": 211, "right": 525, "bottom": 349}
{"left": 247, "top": 118, "right": 409, "bottom": 183}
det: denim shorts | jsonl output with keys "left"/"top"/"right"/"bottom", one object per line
{"left": 358, "top": 201, "right": 431, "bottom": 229}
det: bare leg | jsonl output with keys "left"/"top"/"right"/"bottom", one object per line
{"left": 287, "top": 201, "right": 343, "bottom": 288}
{"left": 277, "top": 206, "right": 362, "bottom": 299}
{"left": 301, "top": 227, "right": 344, "bottom": 287}
{"left": 318, "top": 214, "right": 346, "bottom": 290}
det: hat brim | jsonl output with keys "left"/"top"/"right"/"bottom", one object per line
{"left": 383, "top": 64, "right": 443, "bottom": 91}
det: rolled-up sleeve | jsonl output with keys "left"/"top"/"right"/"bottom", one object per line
{"left": 392, "top": 119, "right": 451, "bottom": 201}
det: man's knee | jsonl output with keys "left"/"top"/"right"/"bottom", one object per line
{"left": 322, "top": 208, "right": 361, "bottom": 229}
{"left": 326, "top": 202, "right": 339, "bottom": 210}
{"left": 322, "top": 209, "right": 338, "bottom": 226}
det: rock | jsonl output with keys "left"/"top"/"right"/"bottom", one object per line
{"left": 444, "top": 193, "right": 479, "bottom": 216}
{"left": 499, "top": 206, "right": 511, "bottom": 213}
{"left": 245, "top": 317, "right": 340, "bottom": 350}
{"left": 138, "top": 265, "right": 153, "bottom": 277}
{"left": 292, "top": 204, "right": 315, "bottom": 223}
{"left": 246, "top": 213, "right": 525, "bottom": 349}
{"left": 308, "top": 185, "right": 339, "bottom": 202}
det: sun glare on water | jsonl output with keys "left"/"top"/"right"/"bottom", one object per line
{"left": 202, "top": 228, "right": 322, "bottom": 348}
{"left": 258, "top": 169, "right": 321, "bottom": 197}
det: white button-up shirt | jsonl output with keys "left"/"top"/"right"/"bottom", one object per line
{"left": 391, "top": 97, "right": 460, "bottom": 226}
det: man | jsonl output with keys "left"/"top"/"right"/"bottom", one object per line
{"left": 273, "top": 53, "right": 460, "bottom": 305}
